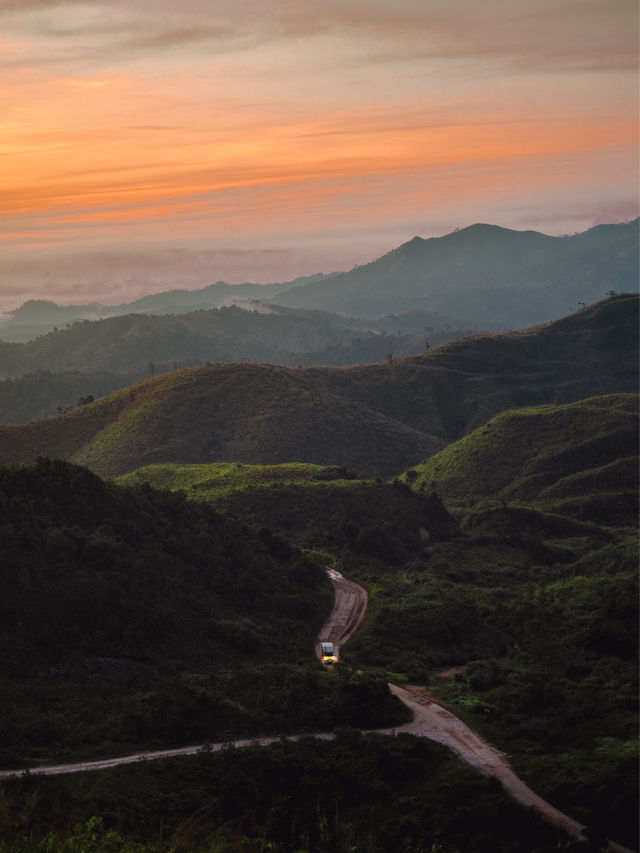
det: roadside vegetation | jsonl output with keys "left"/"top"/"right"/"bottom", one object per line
{"left": 388, "top": 395, "right": 638, "bottom": 848}
{"left": 0, "top": 731, "right": 580, "bottom": 853}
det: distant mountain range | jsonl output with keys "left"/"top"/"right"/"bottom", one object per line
{"left": 0, "top": 277, "right": 327, "bottom": 343}
{"left": 2, "top": 219, "right": 637, "bottom": 344}
{"left": 1, "top": 218, "right": 636, "bottom": 427}
{"left": 0, "top": 294, "right": 636, "bottom": 479}
{"left": 271, "top": 220, "right": 639, "bottom": 324}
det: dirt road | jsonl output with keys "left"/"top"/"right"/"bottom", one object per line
{"left": 384, "top": 686, "right": 596, "bottom": 842}
{"left": 314, "top": 567, "right": 368, "bottom": 661}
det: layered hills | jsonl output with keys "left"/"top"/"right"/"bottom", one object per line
{"left": 0, "top": 303, "right": 479, "bottom": 425}
{"left": 1, "top": 219, "right": 635, "bottom": 426}
{"left": 2, "top": 220, "right": 636, "bottom": 345}
{"left": 0, "top": 303, "right": 473, "bottom": 380}
{"left": 0, "top": 294, "right": 636, "bottom": 478}
{"left": 0, "top": 277, "right": 312, "bottom": 342}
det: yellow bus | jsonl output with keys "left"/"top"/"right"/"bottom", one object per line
{"left": 321, "top": 642, "right": 337, "bottom": 666}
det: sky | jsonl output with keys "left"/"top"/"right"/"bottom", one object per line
{"left": 1, "top": 0, "right": 638, "bottom": 310}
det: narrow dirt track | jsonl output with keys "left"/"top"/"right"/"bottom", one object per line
{"left": 0, "top": 567, "right": 635, "bottom": 853}
{"left": 314, "top": 567, "right": 368, "bottom": 661}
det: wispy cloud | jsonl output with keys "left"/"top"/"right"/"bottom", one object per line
{"left": 1, "top": 0, "right": 636, "bottom": 70}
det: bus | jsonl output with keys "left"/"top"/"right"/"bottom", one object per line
{"left": 321, "top": 642, "right": 337, "bottom": 666}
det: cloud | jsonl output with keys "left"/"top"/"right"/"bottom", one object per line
{"left": 1, "top": 0, "right": 636, "bottom": 74}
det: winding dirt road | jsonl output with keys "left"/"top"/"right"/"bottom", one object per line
{"left": 314, "top": 567, "right": 368, "bottom": 661}
{"left": 0, "top": 568, "right": 635, "bottom": 853}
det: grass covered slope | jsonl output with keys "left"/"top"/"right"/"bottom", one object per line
{"left": 117, "top": 461, "right": 459, "bottom": 567}
{"left": 0, "top": 458, "right": 406, "bottom": 767}
{"left": 0, "top": 295, "right": 637, "bottom": 479}
{"left": 405, "top": 393, "right": 638, "bottom": 520}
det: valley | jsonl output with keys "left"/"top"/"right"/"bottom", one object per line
{"left": 0, "top": 241, "right": 637, "bottom": 852}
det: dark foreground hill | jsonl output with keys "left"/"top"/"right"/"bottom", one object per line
{"left": 0, "top": 295, "right": 636, "bottom": 478}
{"left": 0, "top": 457, "right": 406, "bottom": 767}
{"left": 271, "top": 219, "right": 639, "bottom": 325}
{"left": 116, "top": 462, "right": 459, "bottom": 566}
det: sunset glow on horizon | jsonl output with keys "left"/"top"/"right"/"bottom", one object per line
{"left": 1, "top": 0, "right": 638, "bottom": 308}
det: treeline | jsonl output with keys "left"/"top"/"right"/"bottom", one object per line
{"left": 124, "top": 464, "right": 459, "bottom": 568}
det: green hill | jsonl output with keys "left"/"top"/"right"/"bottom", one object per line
{"left": 116, "top": 462, "right": 459, "bottom": 566}
{"left": 0, "top": 295, "right": 637, "bottom": 478}
{"left": 405, "top": 393, "right": 638, "bottom": 518}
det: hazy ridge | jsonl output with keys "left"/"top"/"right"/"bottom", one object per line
{"left": 0, "top": 294, "right": 636, "bottom": 478}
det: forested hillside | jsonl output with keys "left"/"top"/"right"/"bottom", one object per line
{"left": 116, "top": 462, "right": 459, "bottom": 565}
{"left": 0, "top": 303, "right": 474, "bottom": 380}
{"left": 0, "top": 295, "right": 636, "bottom": 477}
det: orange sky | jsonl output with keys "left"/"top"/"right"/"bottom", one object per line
{"left": 1, "top": 0, "right": 638, "bottom": 307}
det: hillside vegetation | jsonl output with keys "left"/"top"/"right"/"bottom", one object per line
{"left": 337, "top": 392, "right": 637, "bottom": 848}
{"left": 407, "top": 393, "right": 638, "bottom": 517}
{"left": 0, "top": 295, "right": 636, "bottom": 478}
{"left": 0, "top": 732, "right": 575, "bottom": 853}
{"left": 0, "top": 302, "right": 475, "bottom": 381}
{"left": 116, "top": 461, "right": 459, "bottom": 566}
{"left": 0, "top": 457, "right": 405, "bottom": 768}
